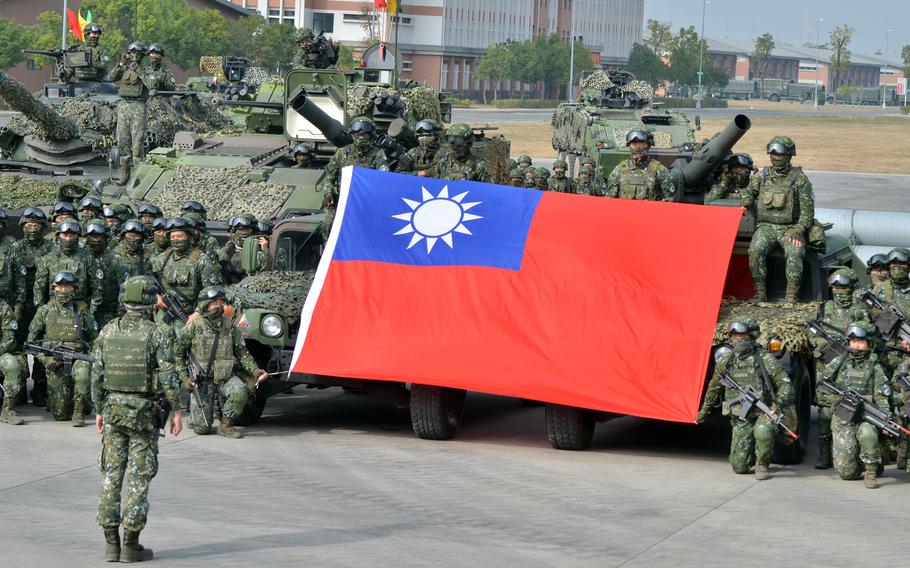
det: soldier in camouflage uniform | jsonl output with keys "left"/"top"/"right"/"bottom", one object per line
{"left": 820, "top": 322, "right": 890, "bottom": 488}
{"left": 293, "top": 144, "right": 314, "bottom": 168}
{"left": 572, "top": 166, "right": 595, "bottom": 196}
{"left": 0, "top": 209, "right": 18, "bottom": 308}
{"left": 180, "top": 201, "right": 220, "bottom": 262}
{"left": 508, "top": 168, "right": 525, "bottom": 187}
{"left": 102, "top": 205, "right": 129, "bottom": 249}
{"left": 115, "top": 220, "right": 153, "bottom": 277}
{"left": 145, "top": 44, "right": 176, "bottom": 92}
{"left": 876, "top": 248, "right": 910, "bottom": 310}
{"left": 547, "top": 159, "right": 573, "bottom": 193}
{"left": 532, "top": 167, "right": 550, "bottom": 191}
{"left": 64, "top": 23, "right": 110, "bottom": 83}
{"left": 697, "top": 318, "right": 793, "bottom": 479}
{"left": 34, "top": 220, "right": 101, "bottom": 310}
{"left": 523, "top": 168, "right": 537, "bottom": 189}
{"left": 28, "top": 271, "right": 97, "bottom": 424}
{"left": 705, "top": 154, "right": 754, "bottom": 204}
{"left": 516, "top": 154, "right": 533, "bottom": 172}
{"left": 150, "top": 218, "right": 220, "bottom": 322}
{"left": 218, "top": 214, "right": 267, "bottom": 285}
{"left": 741, "top": 136, "right": 815, "bottom": 303}
{"left": 397, "top": 120, "right": 443, "bottom": 176}
{"left": 84, "top": 221, "right": 129, "bottom": 330}
{"left": 865, "top": 254, "right": 891, "bottom": 296}
{"left": 606, "top": 131, "right": 674, "bottom": 201}
{"left": 256, "top": 220, "right": 285, "bottom": 271}
{"left": 0, "top": 298, "right": 24, "bottom": 425}
{"left": 321, "top": 117, "right": 389, "bottom": 239}
{"left": 811, "top": 269, "right": 870, "bottom": 470}
{"left": 10, "top": 208, "right": 55, "bottom": 406}
{"left": 292, "top": 27, "right": 337, "bottom": 70}
{"left": 580, "top": 155, "right": 606, "bottom": 197}
{"left": 148, "top": 218, "right": 170, "bottom": 257}
{"left": 175, "top": 286, "right": 267, "bottom": 438}
{"left": 431, "top": 123, "right": 492, "bottom": 183}
{"left": 51, "top": 200, "right": 78, "bottom": 224}
{"left": 78, "top": 196, "right": 103, "bottom": 221}
{"left": 136, "top": 203, "right": 162, "bottom": 233}
{"left": 91, "top": 275, "right": 182, "bottom": 562}
{"left": 106, "top": 42, "right": 155, "bottom": 184}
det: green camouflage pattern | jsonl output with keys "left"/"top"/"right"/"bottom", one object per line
{"left": 33, "top": 246, "right": 101, "bottom": 309}
{"left": 66, "top": 43, "right": 111, "bottom": 81}
{"left": 430, "top": 152, "right": 493, "bottom": 183}
{"left": 748, "top": 224, "right": 808, "bottom": 292}
{"left": 90, "top": 250, "right": 130, "bottom": 328}
{"left": 114, "top": 240, "right": 153, "bottom": 277}
{"left": 0, "top": 300, "right": 23, "bottom": 399}
{"left": 396, "top": 146, "right": 441, "bottom": 176}
{"left": 187, "top": 376, "right": 249, "bottom": 435}
{"left": 605, "top": 158, "right": 673, "bottom": 201}
{"left": 546, "top": 174, "right": 573, "bottom": 193}
{"left": 114, "top": 99, "right": 149, "bottom": 164}
{"left": 0, "top": 236, "right": 18, "bottom": 306}
{"left": 150, "top": 248, "right": 220, "bottom": 313}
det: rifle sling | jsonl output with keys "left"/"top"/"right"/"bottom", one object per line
{"left": 752, "top": 353, "right": 778, "bottom": 406}
{"left": 203, "top": 327, "right": 222, "bottom": 382}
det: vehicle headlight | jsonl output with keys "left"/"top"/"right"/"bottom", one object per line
{"left": 261, "top": 314, "right": 283, "bottom": 338}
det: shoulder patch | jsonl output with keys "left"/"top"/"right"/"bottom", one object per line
{"left": 20, "top": 266, "right": 27, "bottom": 276}
{"left": 96, "top": 269, "right": 105, "bottom": 280}
{"left": 10, "top": 320, "right": 17, "bottom": 330}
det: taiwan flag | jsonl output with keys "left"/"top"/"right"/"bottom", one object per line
{"left": 290, "top": 167, "right": 742, "bottom": 422}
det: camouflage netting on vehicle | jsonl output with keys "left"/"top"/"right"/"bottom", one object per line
{"left": 623, "top": 81, "right": 654, "bottom": 103}
{"left": 346, "top": 85, "right": 443, "bottom": 123}
{"left": 199, "top": 56, "right": 227, "bottom": 82}
{"left": 472, "top": 136, "right": 511, "bottom": 184}
{"left": 551, "top": 103, "right": 590, "bottom": 154}
{"left": 242, "top": 66, "right": 273, "bottom": 86}
{"left": 713, "top": 298, "right": 821, "bottom": 353}
{"left": 579, "top": 71, "right": 614, "bottom": 92}
{"left": 156, "top": 165, "right": 295, "bottom": 220}
{"left": 0, "top": 176, "right": 90, "bottom": 208}
{"left": 143, "top": 96, "right": 237, "bottom": 151}
{"left": 228, "top": 270, "right": 315, "bottom": 324}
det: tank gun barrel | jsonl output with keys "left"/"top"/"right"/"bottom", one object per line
{"left": 672, "top": 114, "right": 750, "bottom": 190}
{"left": 0, "top": 69, "right": 76, "bottom": 142}
{"left": 217, "top": 99, "right": 283, "bottom": 110}
{"left": 288, "top": 85, "right": 352, "bottom": 147}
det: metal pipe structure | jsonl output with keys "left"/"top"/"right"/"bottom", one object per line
{"left": 813, "top": 18, "right": 822, "bottom": 110}
{"left": 695, "top": 0, "right": 709, "bottom": 109}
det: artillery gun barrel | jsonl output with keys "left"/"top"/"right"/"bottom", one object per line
{"left": 674, "top": 114, "right": 751, "bottom": 188}
{"left": 0, "top": 69, "right": 75, "bottom": 142}
{"left": 288, "top": 86, "right": 352, "bottom": 147}
{"left": 218, "top": 100, "right": 283, "bottom": 110}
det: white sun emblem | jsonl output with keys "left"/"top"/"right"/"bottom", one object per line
{"left": 392, "top": 186, "right": 482, "bottom": 253}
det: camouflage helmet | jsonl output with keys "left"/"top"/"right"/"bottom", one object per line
{"left": 180, "top": 200, "right": 206, "bottom": 215}
{"left": 165, "top": 216, "right": 194, "bottom": 234}
{"left": 121, "top": 219, "right": 147, "bottom": 237}
{"left": 152, "top": 218, "right": 168, "bottom": 232}
{"left": 19, "top": 207, "right": 47, "bottom": 225}
{"left": 552, "top": 159, "right": 568, "bottom": 170}
{"left": 349, "top": 116, "right": 375, "bottom": 134}
{"left": 509, "top": 168, "right": 524, "bottom": 181}
{"left": 78, "top": 196, "right": 102, "bottom": 213}
{"left": 578, "top": 165, "right": 594, "bottom": 176}
{"left": 52, "top": 271, "right": 78, "bottom": 287}
{"left": 52, "top": 201, "right": 77, "bottom": 219}
{"left": 256, "top": 219, "right": 274, "bottom": 236}
{"left": 183, "top": 211, "right": 205, "bottom": 228}
{"left": 727, "top": 317, "right": 759, "bottom": 337}
{"left": 137, "top": 203, "right": 162, "bottom": 218}
{"left": 726, "top": 153, "right": 754, "bottom": 169}
{"left": 828, "top": 268, "right": 858, "bottom": 288}
{"left": 534, "top": 167, "right": 550, "bottom": 179}
{"left": 296, "top": 27, "right": 316, "bottom": 42}
{"left": 83, "top": 219, "right": 108, "bottom": 236}
{"left": 106, "top": 203, "right": 134, "bottom": 222}
{"left": 293, "top": 144, "right": 314, "bottom": 157}
{"left": 196, "top": 284, "right": 228, "bottom": 313}
{"left": 581, "top": 155, "right": 596, "bottom": 167}
{"left": 147, "top": 44, "right": 164, "bottom": 56}
{"left": 127, "top": 42, "right": 147, "bottom": 53}
{"left": 84, "top": 23, "right": 103, "bottom": 35}
{"left": 446, "top": 123, "right": 473, "bottom": 140}
{"left": 888, "top": 247, "right": 910, "bottom": 265}
{"left": 766, "top": 136, "right": 796, "bottom": 156}
{"left": 121, "top": 275, "right": 158, "bottom": 308}
{"left": 845, "top": 321, "right": 875, "bottom": 340}
{"left": 626, "top": 130, "right": 654, "bottom": 146}
{"left": 415, "top": 119, "right": 442, "bottom": 134}
{"left": 518, "top": 154, "right": 532, "bottom": 165}
{"left": 228, "top": 213, "right": 257, "bottom": 230}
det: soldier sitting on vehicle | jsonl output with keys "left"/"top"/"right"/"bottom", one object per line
{"left": 606, "top": 131, "right": 674, "bottom": 201}
{"left": 705, "top": 153, "right": 755, "bottom": 204}
{"left": 397, "top": 120, "right": 443, "bottom": 177}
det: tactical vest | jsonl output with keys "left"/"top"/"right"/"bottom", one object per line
{"left": 72, "top": 47, "right": 105, "bottom": 80}
{"left": 838, "top": 359, "right": 876, "bottom": 396}
{"left": 820, "top": 301, "right": 859, "bottom": 331}
{"left": 723, "top": 355, "right": 767, "bottom": 405}
{"left": 162, "top": 249, "right": 203, "bottom": 307}
{"left": 46, "top": 252, "right": 90, "bottom": 300}
{"left": 618, "top": 160, "right": 660, "bottom": 200}
{"left": 437, "top": 155, "right": 483, "bottom": 181}
{"left": 409, "top": 147, "right": 438, "bottom": 172}
{"left": 547, "top": 177, "right": 573, "bottom": 193}
{"left": 102, "top": 319, "right": 155, "bottom": 393}
{"left": 94, "top": 253, "right": 122, "bottom": 309}
{"left": 191, "top": 317, "right": 235, "bottom": 384}
{"left": 118, "top": 66, "right": 147, "bottom": 99}
{"left": 756, "top": 167, "right": 801, "bottom": 225}
{"left": 45, "top": 302, "right": 88, "bottom": 346}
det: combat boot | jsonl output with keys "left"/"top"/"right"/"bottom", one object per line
{"left": 103, "top": 527, "right": 120, "bottom": 562}
{"left": 752, "top": 283, "right": 766, "bottom": 302}
{"left": 72, "top": 399, "right": 85, "bottom": 427}
{"left": 897, "top": 442, "right": 908, "bottom": 471}
{"left": 784, "top": 286, "right": 798, "bottom": 303}
{"left": 0, "top": 397, "right": 24, "bottom": 425}
{"left": 216, "top": 418, "right": 243, "bottom": 439}
{"left": 814, "top": 443, "right": 832, "bottom": 469}
{"left": 121, "top": 530, "right": 153, "bottom": 563}
{"left": 864, "top": 463, "right": 878, "bottom": 489}
{"left": 754, "top": 462, "right": 770, "bottom": 481}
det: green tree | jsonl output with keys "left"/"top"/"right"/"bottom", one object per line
{"left": 251, "top": 21, "right": 296, "bottom": 73}
{"left": 510, "top": 39, "right": 539, "bottom": 99}
{"left": 751, "top": 33, "right": 775, "bottom": 98}
{"left": 828, "top": 25, "right": 854, "bottom": 98}
{"left": 627, "top": 43, "right": 667, "bottom": 87}
{"left": 571, "top": 38, "right": 595, "bottom": 88}
{"left": 901, "top": 44, "right": 910, "bottom": 77}
{"left": 336, "top": 45, "right": 357, "bottom": 70}
{"left": 646, "top": 19, "right": 672, "bottom": 53}
{"left": 476, "top": 43, "right": 510, "bottom": 102}
{"left": 0, "top": 17, "right": 32, "bottom": 70}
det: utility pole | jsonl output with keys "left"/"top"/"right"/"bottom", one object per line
{"left": 567, "top": 1, "right": 576, "bottom": 102}
{"left": 61, "top": 0, "right": 69, "bottom": 49}
{"left": 882, "top": 28, "right": 891, "bottom": 109}
{"left": 813, "top": 17, "right": 822, "bottom": 109}
{"left": 696, "top": 0, "right": 710, "bottom": 109}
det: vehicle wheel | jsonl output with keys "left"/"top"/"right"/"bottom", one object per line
{"left": 234, "top": 394, "right": 267, "bottom": 426}
{"left": 774, "top": 364, "right": 810, "bottom": 464}
{"left": 410, "top": 384, "right": 466, "bottom": 440}
{"left": 546, "top": 403, "right": 595, "bottom": 451}
{"left": 768, "top": 94, "right": 780, "bottom": 102}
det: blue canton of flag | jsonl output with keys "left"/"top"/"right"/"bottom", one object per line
{"left": 332, "top": 168, "right": 542, "bottom": 271}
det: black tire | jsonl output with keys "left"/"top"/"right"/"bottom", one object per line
{"left": 768, "top": 93, "right": 780, "bottom": 102}
{"left": 234, "top": 394, "right": 267, "bottom": 426}
{"left": 546, "top": 404, "right": 595, "bottom": 450}
{"left": 774, "top": 363, "right": 810, "bottom": 465}
{"left": 410, "top": 384, "right": 466, "bottom": 440}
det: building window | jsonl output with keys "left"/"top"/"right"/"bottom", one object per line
{"left": 401, "top": 59, "right": 413, "bottom": 71}
{"left": 283, "top": 10, "right": 295, "bottom": 18}
{"left": 313, "top": 12, "right": 334, "bottom": 33}
{"left": 343, "top": 13, "right": 370, "bottom": 23}
{"left": 390, "top": 16, "right": 412, "bottom": 25}
{"left": 268, "top": 9, "right": 280, "bottom": 17}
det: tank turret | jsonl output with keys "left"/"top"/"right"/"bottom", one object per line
{"left": 0, "top": 70, "right": 77, "bottom": 142}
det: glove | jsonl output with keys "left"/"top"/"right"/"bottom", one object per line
{"left": 13, "top": 304, "right": 23, "bottom": 322}
{"left": 695, "top": 409, "right": 707, "bottom": 424}
{"left": 181, "top": 378, "right": 193, "bottom": 390}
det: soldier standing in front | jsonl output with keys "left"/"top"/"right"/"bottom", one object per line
{"left": 92, "top": 275, "right": 182, "bottom": 562}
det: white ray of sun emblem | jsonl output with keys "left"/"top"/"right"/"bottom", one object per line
{"left": 391, "top": 185, "right": 482, "bottom": 253}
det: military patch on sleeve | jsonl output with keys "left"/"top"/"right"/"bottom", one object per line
{"left": 883, "top": 385, "right": 891, "bottom": 397}
{"left": 96, "top": 269, "right": 105, "bottom": 280}
{"left": 208, "top": 274, "right": 217, "bottom": 284}
{"left": 667, "top": 183, "right": 676, "bottom": 194}
{"left": 20, "top": 266, "right": 27, "bottom": 276}
{"left": 9, "top": 321, "right": 17, "bottom": 330}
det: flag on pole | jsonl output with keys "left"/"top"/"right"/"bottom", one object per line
{"left": 78, "top": 10, "right": 92, "bottom": 35}
{"left": 67, "top": 9, "right": 84, "bottom": 42}
{"left": 291, "top": 167, "right": 742, "bottom": 423}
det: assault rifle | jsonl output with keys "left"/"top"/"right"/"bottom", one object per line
{"left": 806, "top": 320, "right": 850, "bottom": 363}
{"left": 719, "top": 372, "right": 799, "bottom": 440}
{"left": 24, "top": 342, "right": 92, "bottom": 376}
{"left": 149, "top": 274, "right": 188, "bottom": 323}
{"left": 859, "top": 291, "right": 910, "bottom": 344}
{"left": 185, "top": 350, "right": 213, "bottom": 431}
{"left": 818, "top": 378, "right": 910, "bottom": 440}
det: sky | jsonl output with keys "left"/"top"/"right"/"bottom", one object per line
{"left": 643, "top": 0, "right": 908, "bottom": 61}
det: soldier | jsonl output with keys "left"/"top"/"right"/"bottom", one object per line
{"left": 397, "top": 120, "right": 443, "bottom": 176}
{"left": 34, "top": 220, "right": 100, "bottom": 310}
{"left": 516, "top": 154, "right": 533, "bottom": 172}
{"left": 572, "top": 165, "right": 595, "bottom": 196}
{"left": 820, "top": 322, "right": 890, "bottom": 488}
{"left": 580, "top": 155, "right": 606, "bottom": 196}
{"left": 880, "top": 248, "right": 910, "bottom": 310}
{"left": 150, "top": 217, "right": 220, "bottom": 323}
{"left": 532, "top": 167, "right": 550, "bottom": 191}
{"left": 705, "top": 154, "right": 754, "bottom": 203}
{"left": 509, "top": 168, "right": 525, "bottom": 187}
{"left": 292, "top": 144, "right": 314, "bottom": 168}
{"left": 321, "top": 117, "right": 389, "bottom": 238}
{"left": 105, "top": 42, "right": 155, "bottom": 184}
{"left": 0, "top": 297, "right": 24, "bottom": 425}
{"left": 84, "top": 221, "right": 129, "bottom": 330}
{"left": 547, "top": 159, "right": 573, "bottom": 193}
{"left": 523, "top": 168, "right": 537, "bottom": 189}
{"left": 865, "top": 254, "right": 891, "bottom": 296}
{"left": 175, "top": 285, "right": 267, "bottom": 438}
{"left": 0, "top": 209, "right": 18, "bottom": 308}
{"left": 113, "top": 219, "right": 153, "bottom": 277}
{"left": 65, "top": 23, "right": 110, "bottom": 83}
{"left": 27, "top": 271, "right": 97, "bottom": 424}
{"left": 606, "top": 131, "right": 674, "bottom": 201}
{"left": 78, "top": 196, "right": 103, "bottom": 221}
{"left": 811, "top": 269, "right": 870, "bottom": 470}
{"left": 148, "top": 218, "right": 170, "bottom": 257}
{"left": 218, "top": 214, "right": 266, "bottom": 285}
{"left": 51, "top": 201, "right": 78, "bottom": 224}
{"left": 292, "top": 28, "right": 337, "bottom": 70}
{"left": 431, "top": 123, "right": 492, "bottom": 183}
{"left": 145, "top": 44, "right": 176, "bottom": 91}
{"left": 697, "top": 318, "right": 794, "bottom": 479}
{"left": 136, "top": 203, "right": 162, "bottom": 233}
{"left": 91, "top": 275, "right": 182, "bottom": 562}
{"left": 10, "top": 208, "right": 55, "bottom": 406}
{"left": 256, "top": 220, "right": 285, "bottom": 271}
{"left": 179, "top": 201, "right": 220, "bottom": 261}
{"left": 741, "top": 136, "right": 815, "bottom": 302}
